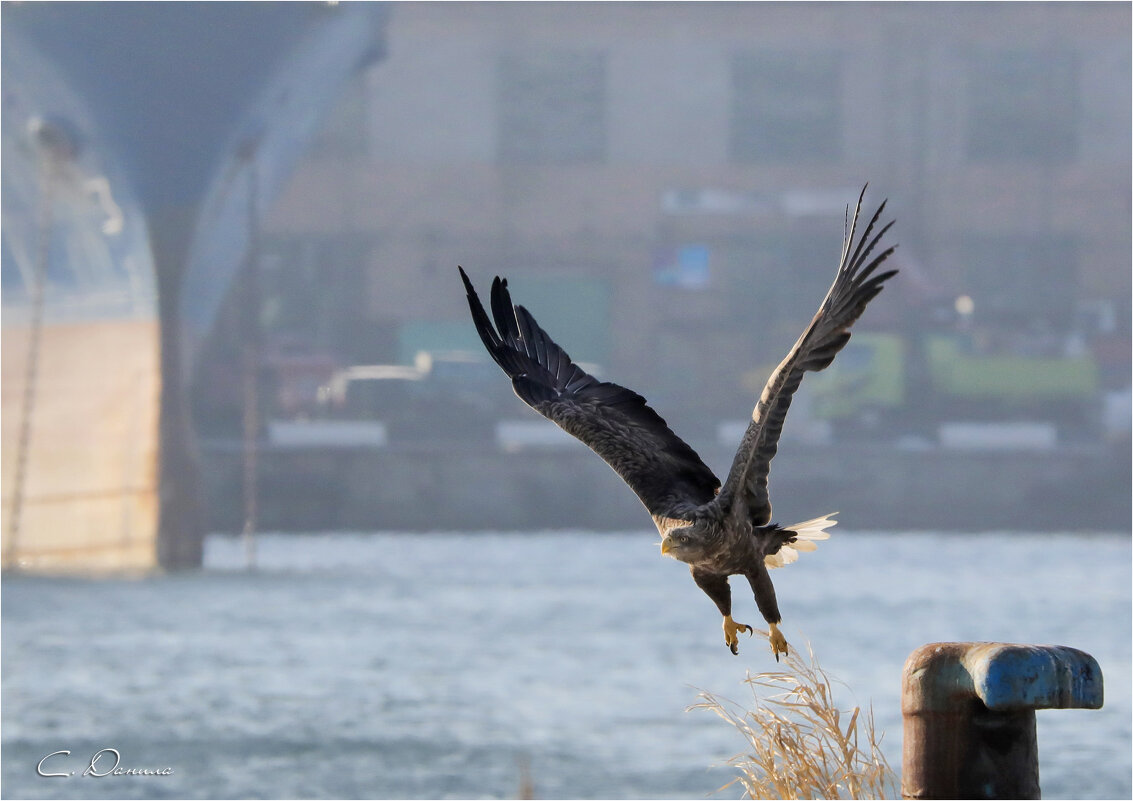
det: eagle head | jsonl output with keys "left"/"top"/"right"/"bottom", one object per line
{"left": 659, "top": 525, "right": 712, "bottom": 564}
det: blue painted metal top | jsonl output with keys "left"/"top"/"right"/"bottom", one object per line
{"left": 903, "top": 641, "right": 1104, "bottom": 714}
{"left": 965, "top": 643, "right": 1104, "bottom": 711}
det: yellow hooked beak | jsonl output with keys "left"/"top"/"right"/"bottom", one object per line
{"left": 660, "top": 538, "right": 672, "bottom": 555}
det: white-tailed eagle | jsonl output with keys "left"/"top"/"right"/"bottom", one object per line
{"left": 459, "top": 186, "right": 896, "bottom": 658}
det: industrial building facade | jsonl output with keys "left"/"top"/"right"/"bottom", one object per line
{"left": 254, "top": 2, "right": 1129, "bottom": 429}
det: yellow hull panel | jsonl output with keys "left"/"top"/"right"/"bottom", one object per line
{"left": 2, "top": 318, "right": 160, "bottom": 574}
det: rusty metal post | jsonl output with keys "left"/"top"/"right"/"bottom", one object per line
{"left": 902, "top": 642, "right": 1103, "bottom": 799}
{"left": 238, "top": 137, "right": 261, "bottom": 572}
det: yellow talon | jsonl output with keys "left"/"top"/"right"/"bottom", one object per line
{"left": 723, "top": 614, "right": 752, "bottom": 655}
{"left": 769, "top": 622, "right": 789, "bottom": 662}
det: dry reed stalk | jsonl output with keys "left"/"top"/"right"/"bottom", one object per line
{"left": 692, "top": 630, "right": 897, "bottom": 800}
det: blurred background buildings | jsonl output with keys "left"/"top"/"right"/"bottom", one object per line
{"left": 263, "top": 3, "right": 1129, "bottom": 404}
{"left": 250, "top": 2, "right": 1129, "bottom": 430}
{"left": 3, "top": 3, "right": 1130, "bottom": 570}
{"left": 226, "top": 2, "right": 1130, "bottom": 530}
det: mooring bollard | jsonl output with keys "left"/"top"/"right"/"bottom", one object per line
{"left": 901, "top": 642, "right": 1103, "bottom": 800}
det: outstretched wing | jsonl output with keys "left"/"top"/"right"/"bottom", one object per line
{"left": 459, "top": 266, "right": 720, "bottom": 516}
{"left": 716, "top": 186, "right": 898, "bottom": 527}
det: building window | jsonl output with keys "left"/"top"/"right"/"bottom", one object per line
{"left": 496, "top": 50, "right": 607, "bottom": 164}
{"left": 260, "top": 234, "right": 375, "bottom": 361}
{"left": 961, "top": 236, "right": 1078, "bottom": 330}
{"left": 729, "top": 51, "right": 842, "bottom": 163}
{"left": 966, "top": 50, "right": 1078, "bottom": 162}
{"left": 722, "top": 230, "right": 842, "bottom": 347}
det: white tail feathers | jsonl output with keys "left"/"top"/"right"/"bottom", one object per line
{"left": 764, "top": 512, "right": 837, "bottom": 569}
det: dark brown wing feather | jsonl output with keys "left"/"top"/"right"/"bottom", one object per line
{"left": 716, "top": 186, "right": 898, "bottom": 527}
{"left": 459, "top": 266, "right": 720, "bottom": 516}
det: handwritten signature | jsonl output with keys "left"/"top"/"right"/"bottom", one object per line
{"left": 37, "top": 749, "right": 174, "bottom": 778}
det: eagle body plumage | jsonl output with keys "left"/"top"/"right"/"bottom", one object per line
{"left": 459, "top": 186, "right": 897, "bottom": 658}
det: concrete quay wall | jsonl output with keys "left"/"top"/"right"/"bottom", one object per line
{"left": 200, "top": 441, "right": 1130, "bottom": 534}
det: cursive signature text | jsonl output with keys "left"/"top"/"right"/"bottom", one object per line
{"left": 37, "top": 748, "right": 174, "bottom": 778}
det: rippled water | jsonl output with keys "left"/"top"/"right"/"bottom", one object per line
{"left": 3, "top": 530, "right": 1129, "bottom": 799}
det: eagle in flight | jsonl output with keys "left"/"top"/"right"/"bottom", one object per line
{"left": 459, "top": 186, "right": 896, "bottom": 659}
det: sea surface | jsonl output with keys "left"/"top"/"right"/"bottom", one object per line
{"left": 3, "top": 530, "right": 1130, "bottom": 800}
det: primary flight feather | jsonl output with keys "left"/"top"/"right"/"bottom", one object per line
{"left": 459, "top": 185, "right": 897, "bottom": 658}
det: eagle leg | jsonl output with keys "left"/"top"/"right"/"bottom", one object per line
{"left": 768, "top": 622, "right": 788, "bottom": 662}
{"left": 746, "top": 566, "right": 790, "bottom": 661}
{"left": 691, "top": 567, "right": 753, "bottom": 655}
{"left": 723, "top": 615, "right": 752, "bottom": 655}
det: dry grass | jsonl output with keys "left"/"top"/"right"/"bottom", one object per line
{"left": 692, "top": 630, "right": 897, "bottom": 800}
